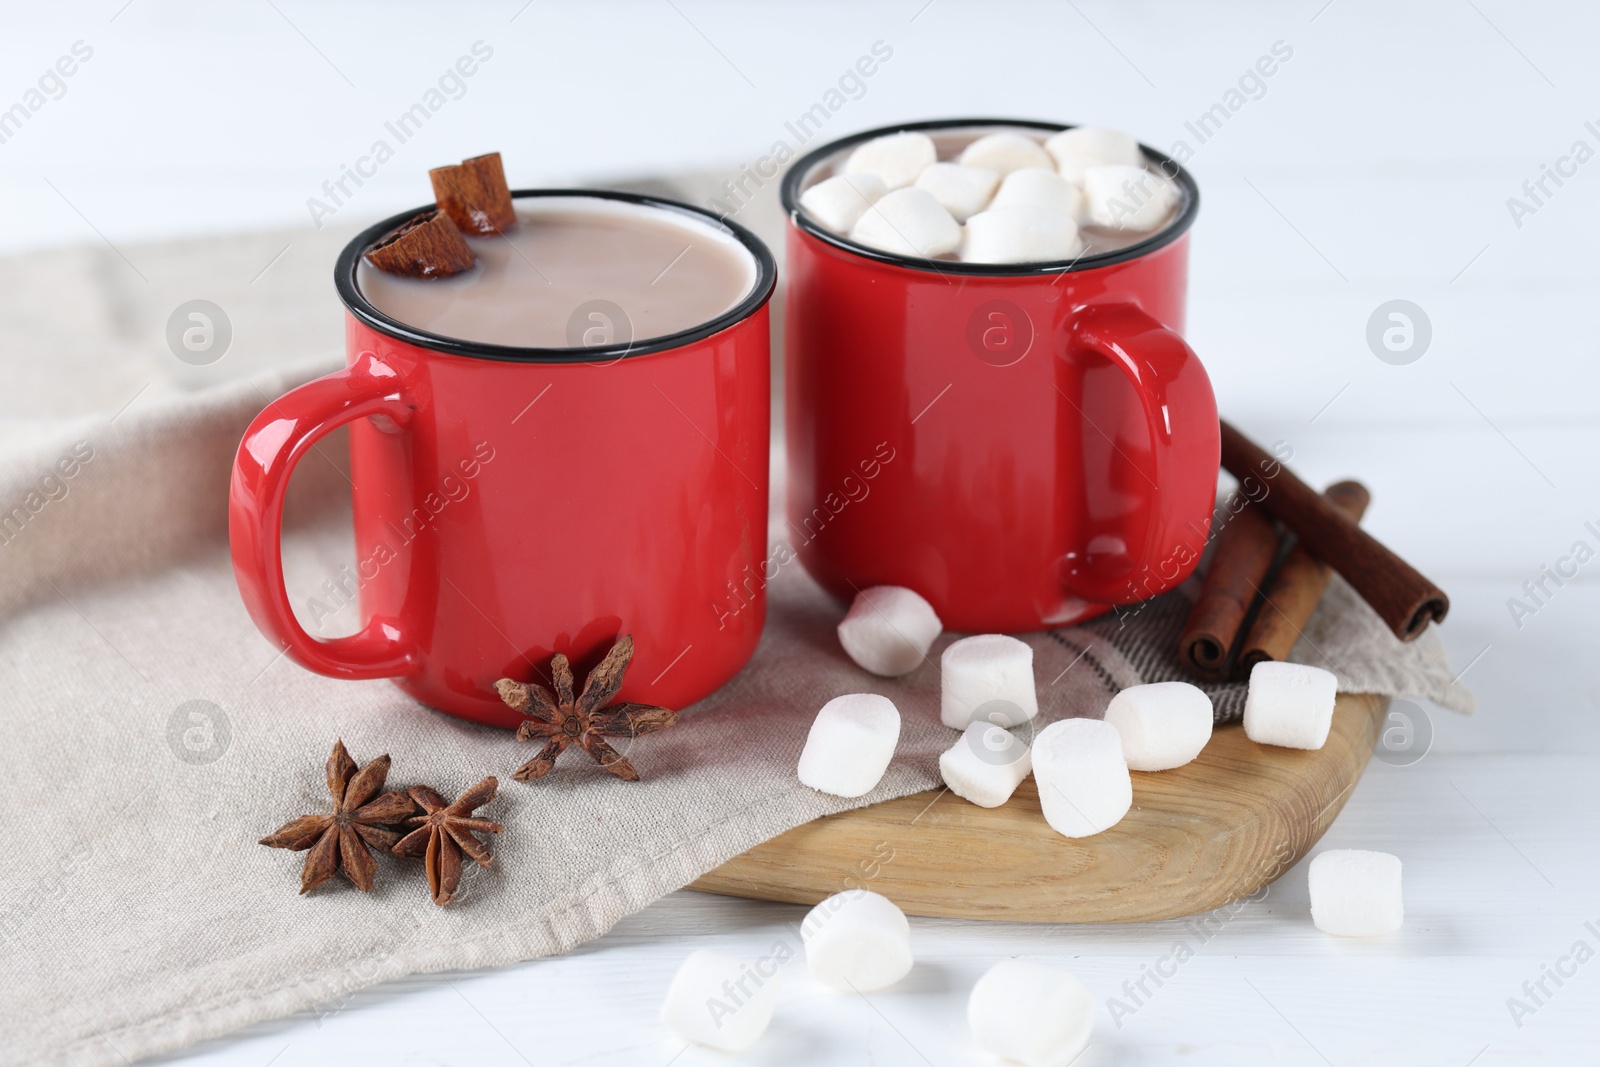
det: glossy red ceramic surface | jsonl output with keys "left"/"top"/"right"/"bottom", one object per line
{"left": 230, "top": 196, "right": 773, "bottom": 728}
{"left": 784, "top": 219, "right": 1219, "bottom": 634}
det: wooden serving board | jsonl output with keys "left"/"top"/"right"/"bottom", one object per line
{"left": 691, "top": 693, "right": 1387, "bottom": 923}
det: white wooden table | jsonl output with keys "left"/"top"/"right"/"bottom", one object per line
{"left": 8, "top": 1, "right": 1596, "bottom": 1062}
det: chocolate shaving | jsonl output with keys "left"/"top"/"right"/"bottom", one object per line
{"left": 364, "top": 209, "right": 476, "bottom": 278}
{"left": 429, "top": 152, "right": 517, "bottom": 236}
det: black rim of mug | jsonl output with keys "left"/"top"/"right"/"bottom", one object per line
{"left": 780, "top": 117, "right": 1201, "bottom": 276}
{"left": 335, "top": 189, "right": 779, "bottom": 364}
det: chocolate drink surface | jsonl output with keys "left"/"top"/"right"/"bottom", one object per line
{"left": 357, "top": 196, "right": 757, "bottom": 348}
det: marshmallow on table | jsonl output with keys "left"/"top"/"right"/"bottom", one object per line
{"left": 913, "top": 162, "right": 999, "bottom": 222}
{"left": 1032, "top": 718, "right": 1132, "bottom": 838}
{"left": 1045, "top": 125, "right": 1142, "bottom": 183}
{"left": 660, "top": 949, "right": 779, "bottom": 1052}
{"left": 801, "top": 889, "right": 913, "bottom": 992}
{"left": 1103, "top": 681, "right": 1213, "bottom": 771}
{"left": 939, "top": 723, "right": 1032, "bottom": 808}
{"left": 962, "top": 207, "right": 1082, "bottom": 265}
{"left": 969, "top": 960, "right": 1095, "bottom": 1067}
{"left": 1082, "top": 164, "right": 1178, "bottom": 232}
{"left": 958, "top": 131, "right": 1054, "bottom": 176}
{"left": 843, "top": 131, "right": 937, "bottom": 190}
{"left": 849, "top": 188, "right": 961, "bottom": 259}
{"left": 1243, "top": 661, "right": 1338, "bottom": 750}
{"left": 940, "top": 634, "right": 1039, "bottom": 729}
{"left": 989, "top": 167, "right": 1085, "bottom": 220}
{"left": 797, "top": 694, "right": 901, "bottom": 798}
{"left": 799, "top": 173, "right": 887, "bottom": 235}
{"left": 837, "top": 585, "right": 942, "bottom": 677}
{"left": 1309, "top": 850, "right": 1404, "bottom": 936}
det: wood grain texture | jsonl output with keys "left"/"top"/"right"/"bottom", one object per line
{"left": 691, "top": 693, "right": 1387, "bottom": 923}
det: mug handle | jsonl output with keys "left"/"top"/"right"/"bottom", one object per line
{"left": 228, "top": 352, "right": 420, "bottom": 679}
{"left": 1061, "top": 302, "right": 1220, "bottom": 604}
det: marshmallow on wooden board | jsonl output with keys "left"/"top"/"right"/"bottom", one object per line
{"left": 939, "top": 723, "right": 1032, "bottom": 808}
{"left": 849, "top": 188, "right": 961, "bottom": 259}
{"left": 914, "top": 162, "right": 999, "bottom": 222}
{"left": 1032, "top": 717, "right": 1132, "bottom": 837}
{"left": 796, "top": 693, "right": 901, "bottom": 798}
{"left": 940, "top": 634, "right": 1039, "bottom": 729}
{"left": 799, "top": 172, "right": 887, "bottom": 234}
{"left": 958, "top": 131, "right": 1054, "bottom": 176}
{"left": 1044, "top": 125, "right": 1143, "bottom": 183}
{"left": 1103, "top": 681, "right": 1214, "bottom": 771}
{"left": 843, "top": 131, "right": 937, "bottom": 190}
{"left": 1243, "top": 661, "right": 1338, "bottom": 750}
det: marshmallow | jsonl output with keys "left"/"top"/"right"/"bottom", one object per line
{"left": 1082, "top": 164, "right": 1178, "bottom": 232}
{"left": 799, "top": 172, "right": 887, "bottom": 234}
{"left": 797, "top": 694, "right": 901, "bottom": 798}
{"left": 913, "top": 162, "right": 999, "bottom": 222}
{"left": 961, "top": 207, "right": 1083, "bottom": 265}
{"left": 969, "top": 960, "right": 1094, "bottom": 1067}
{"left": 843, "top": 131, "right": 937, "bottom": 190}
{"left": 1032, "top": 718, "right": 1132, "bottom": 838}
{"left": 660, "top": 949, "right": 780, "bottom": 1052}
{"left": 837, "top": 585, "right": 942, "bottom": 677}
{"left": 1308, "top": 850, "right": 1404, "bottom": 937}
{"left": 1044, "top": 125, "right": 1142, "bottom": 183}
{"left": 989, "top": 167, "right": 1084, "bottom": 220}
{"left": 939, "top": 723, "right": 1032, "bottom": 808}
{"left": 849, "top": 188, "right": 961, "bottom": 259}
{"left": 940, "top": 634, "right": 1039, "bottom": 729}
{"left": 1243, "top": 661, "right": 1338, "bottom": 750}
{"left": 801, "top": 889, "right": 913, "bottom": 992}
{"left": 1103, "top": 681, "right": 1214, "bottom": 771}
{"left": 958, "top": 131, "right": 1054, "bottom": 176}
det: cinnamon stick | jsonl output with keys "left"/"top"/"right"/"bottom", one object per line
{"left": 1238, "top": 481, "right": 1370, "bottom": 673}
{"left": 363, "top": 210, "right": 476, "bottom": 278}
{"left": 1178, "top": 493, "right": 1279, "bottom": 681}
{"left": 429, "top": 152, "right": 516, "bottom": 236}
{"left": 1220, "top": 420, "right": 1448, "bottom": 641}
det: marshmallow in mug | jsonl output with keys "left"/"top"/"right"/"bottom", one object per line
{"left": 958, "top": 130, "right": 1054, "bottom": 175}
{"left": 914, "top": 163, "right": 1000, "bottom": 222}
{"left": 843, "top": 130, "right": 937, "bottom": 190}
{"left": 1082, "top": 164, "right": 1179, "bottom": 232}
{"left": 963, "top": 207, "right": 1082, "bottom": 265}
{"left": 798, "top": 172, "right": 886, "bottom": 234}
{"left": 804, "top": 124, "right": 1179, "bottom": 264}
{"left": 989, "top": 167, "right": 1084, "bottom": 220}
{"left": 1045, "top": 125, "right": 1143, "bottom": 183}
{"left": 849, "top": 188, "right": 961, "bottom": 259}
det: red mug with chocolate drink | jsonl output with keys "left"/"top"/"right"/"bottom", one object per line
{"left": 229, "top": 172, "right": 776, "bottom": 727}
{"left": 782, "top": 119, "right": 1220, "bottom": 632}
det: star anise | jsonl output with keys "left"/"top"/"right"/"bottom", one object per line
{"left": 259, "top": 739, "right": 416, "bottom": 894}
{"left": 494, "top": 634, "right": 678, "bottom": 782}
{"left": 393, "top": 777, "right": 502, "bottom": 906}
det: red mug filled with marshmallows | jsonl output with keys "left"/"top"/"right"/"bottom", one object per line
{"left": 782, "top": 118, "right": 1220, "bottom": 633}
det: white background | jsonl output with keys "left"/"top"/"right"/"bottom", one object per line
{"left": 5, "top": 1, "right": 1599, "bottom": 1063}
